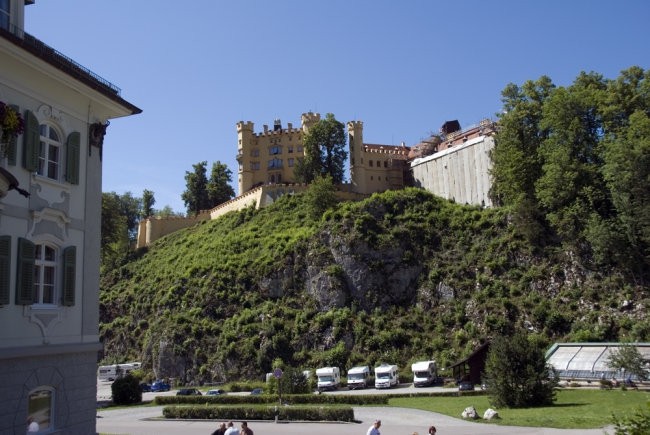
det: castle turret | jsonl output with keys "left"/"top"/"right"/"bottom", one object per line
{"left": 301, "top": 112, "right": 321, "bottom": 133}
{"left": 347, "top": 120, "right": 367, "bottom": 193}
{"left": 236, "top": 120, "right": 254, "bottom": 194}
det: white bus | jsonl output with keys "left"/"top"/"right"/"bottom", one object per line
{"left": 97, "top": 362, "right": 141, "bottom": 382}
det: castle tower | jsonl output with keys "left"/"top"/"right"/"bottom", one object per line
{"left": 301, "top": 111, "right": 321, "bottom": 133}
{"left": 347, "top": 120, "right": 367, "bottom": 193}
{"left": 236, "top": 121, "right": 254, "bottom": 194}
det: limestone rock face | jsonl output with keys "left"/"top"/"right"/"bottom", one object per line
{"left": 304, "top": 230, "right": 422, "bottom": 312}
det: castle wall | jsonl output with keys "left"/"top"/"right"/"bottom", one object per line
{"left": 411, "top": 135, "right": 494, "bottom": 207}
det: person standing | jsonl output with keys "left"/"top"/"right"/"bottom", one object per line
{"left": 224, "top": 421, "right": 240, "bottom": 435}
{"left": 428, "top": 425, "right": 437, "bottom": 434}
{"left": 240, "top": 421, "right": 254, "bottom": 435}
{"left": 211, "top": 422, "right": 226, "bottom": 435}
{"left": 367, "top": 419, "right": 381, "bottom": 435}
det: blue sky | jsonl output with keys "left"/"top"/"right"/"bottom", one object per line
{"left": 25, "top": 1, "right": 650, "bottom": 214}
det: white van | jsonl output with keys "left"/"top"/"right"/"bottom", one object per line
{"left": 374, "top": 363, "right": 399, "bottom": 389}
{"left": 411, "top": 360, "right": 437, "bottom": 387}
{"left": 97, "top": 362, "right": 140, "bottom": 382}
{"left": 316, "top": 366, "right": 340, "bottom": 391}
{"left": 347, "top": 366, "right": 371, "bottom": 390}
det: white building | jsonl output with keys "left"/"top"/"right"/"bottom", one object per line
{"left": 0, "top": 1, "right": 140, "bottom": 433}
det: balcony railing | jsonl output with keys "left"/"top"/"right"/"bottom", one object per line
{"left": 0, "top": 21, "right": 121, "bottom": 95}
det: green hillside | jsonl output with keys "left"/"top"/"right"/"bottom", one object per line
{"left": 99, "top": 187, "right": 648, "bottom": 384}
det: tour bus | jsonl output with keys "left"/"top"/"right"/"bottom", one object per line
{"left": 97, "top": 362, "right": 141, "bottom": 382}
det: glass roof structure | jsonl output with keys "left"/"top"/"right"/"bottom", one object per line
{"left": 546, "top": 343, "right": 650, "bottom": 380}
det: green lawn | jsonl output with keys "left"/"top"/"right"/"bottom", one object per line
{"left": 388, "top": 389, "right": 650, "bottom": 429}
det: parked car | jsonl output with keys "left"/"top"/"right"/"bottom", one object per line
{"left": 250, "top": 388, "right": 263, "bottom": 395}
{"left": 176, "top": 388, "right": 202, "bottom": 396}
{"left": 458, "top": 381, "right": 475, "bottom": 391}
{"left": 139, "top": 382, "right": 152, "bottom": 392}
{"left": 206, "top": 389, "right": 226, "bottom": 396}
{"left": 150, "top": 380, "right": 171, "bottom": 392}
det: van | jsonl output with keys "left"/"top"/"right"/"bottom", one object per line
{"left": 374, "top": 363, "right": 399, "bottom": 389}
{"left": 347, "top": 366, "right": 371, "bottom": 390}
{"left": 315, "top": 366, "right": 340, "bottom": 391}
{"left": 411, "top": 360, "right": 437, "bottom": 387}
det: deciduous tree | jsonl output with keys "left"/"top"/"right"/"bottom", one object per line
{"left": 294, "top": 113, "right": 347, "bottom": 183}
{"left": 207, "top": 161, "right": 235, "bottom": 206}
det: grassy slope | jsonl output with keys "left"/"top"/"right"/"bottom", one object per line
{"left": 99, "top": 188, "right": 649, "bottom": 384}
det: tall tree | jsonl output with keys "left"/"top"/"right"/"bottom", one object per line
{"left": 181, "top": 161, "right": 210, "bottom": 215}
{"left": 207, "top": 161, "right": 235, "bottom": 206}
{"left": 141, "top": 189, "right": 155, "bottom": 219}
{"left": 484, "top": 333, "right": 558, "bottom": 408}
{"left": 294, "top": 113, "right": 347, "bottom": 183}
{"left": 101, "top": 192, "right": 129, "bottom": 268}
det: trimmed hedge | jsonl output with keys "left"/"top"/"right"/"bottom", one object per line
{"left": 154, "top": 393, "right": 388, "bottom": 406}
{"left": 162, "top": 405, "right": 355, "bottom": 422}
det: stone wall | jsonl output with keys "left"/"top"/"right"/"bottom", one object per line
{"left": 0, "top": 348, "right": 98, "bottom": 435}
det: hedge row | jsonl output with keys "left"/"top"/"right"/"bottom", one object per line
{"left": 162, "top": 405, "right": 355, "bottom": 422}
{"left": 154, "top": 394, "right": 388, "bottom": 406}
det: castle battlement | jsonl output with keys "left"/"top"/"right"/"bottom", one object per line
{"left": 237, "top": 121, "right": 254, "bottom": 132}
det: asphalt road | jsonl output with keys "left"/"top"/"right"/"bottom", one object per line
{"left": 96, "top": 382, "right": 613, "bottom": 435}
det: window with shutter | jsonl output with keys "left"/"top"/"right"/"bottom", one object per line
{"left": 23, "top": 110, "right": 39, "bottom": 172}
{"left": 65, "top": 132, "right": 80, "bottom": 184}
{"left": 0, "top": 235, "right": 10, "bottom": 305}
{"left": 62, "top": 246, "right": 75, "bottom": 306}
{"left": 16, "top": 237, "right": 35, "bottom": 305}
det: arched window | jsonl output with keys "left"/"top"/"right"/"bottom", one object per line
{"left": 27, "top": 386, "right": 54, "bottom": 432}
{"left": 33, "top": 243, "right": 57, "bottom": 305}
{"left": 38, "top": 124, "right": 61, "bottom": 180}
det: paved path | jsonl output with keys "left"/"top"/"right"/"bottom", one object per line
{"left": 97, "top": 405, "right": 612, "bottom": 435}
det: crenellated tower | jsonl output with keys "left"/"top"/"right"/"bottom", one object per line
{"left": 236, "top": 120, "right": 254, "bottom": 195}
{"left": 347, "top": 120, "right": 367, "bottom": 193}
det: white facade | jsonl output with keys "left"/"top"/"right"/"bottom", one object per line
{"left": 0, "top": 2, "right": 140, "bottom": 433}
{"left": 411, "top": 135, "right": 495, "bottom": 207}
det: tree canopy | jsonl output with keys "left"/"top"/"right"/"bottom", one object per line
{"left": 182, "top": 161, "right": 235, "bottom": 215}
{"left": 490, "top": 66, "right": 650, "bottom": 278}
{"left": 294, "top": 113, "right": 347, "bottom": 184}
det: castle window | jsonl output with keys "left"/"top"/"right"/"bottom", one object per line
{"left": 297, "top": 146, "right": 303, "bottom": 153}
{"left": 251, "top": 162, "right": 260, "bottom": 171}
{"left": 268, "top": 158, "right": 282, "bottom": 169}
{"left": 288, "top": 146, "right": 294, "bottom": 153}
{"left": 288, "top": 158, "right": 294, "bottom": 167}
{"left": 269, "top": 146, "right": 281, "bottom": 155}
{"left": 38, "top": 124, "right": 61, "bottom": 180}
{"left": 251, "top": 148, "right": 260, "bottom": 157}
{"left": 384, "top": 160, "right": 388, "bottom": 168}
{"left": 369, "top": 160, "right": 373, "bottom": 167}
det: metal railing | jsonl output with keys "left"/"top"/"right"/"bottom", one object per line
{"left": 1, "top": 21, "right": 121, "bottom": 95}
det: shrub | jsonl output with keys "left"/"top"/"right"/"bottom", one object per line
{"left": 162, "top": 405, "right": 355, "bottom": 422}
{"left": 111, "top": 374, "right": 142, "bottom": 405}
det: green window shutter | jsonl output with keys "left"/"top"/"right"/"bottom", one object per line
{"left": 0, "top": 236, "right": 11, "bottom": 305}
{"left": 62, "top": 246, "right": 76, "bottom": 306}
{"left": 23, "top": 110, "right": 39, "bottom": 172}
{"left": 6, "top": 105, "right": 19, "bottom": 165}
{"left": 65, "top": 131, "right": 80, "bottom": 185}
{"left": 16, "top": 238, "right": 35, "bottom": 305}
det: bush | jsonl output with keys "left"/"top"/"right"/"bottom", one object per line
{"left": 162, "top": 405, "right": 355, "bottom": 422}
{"left": 111, "top": 374, "right": 142, "bottom": 405}
{"left": 154, "top": 393, "right": 388, "bottom": 406}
